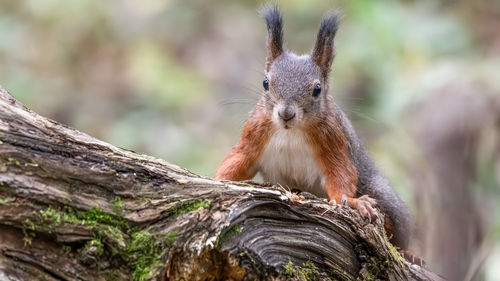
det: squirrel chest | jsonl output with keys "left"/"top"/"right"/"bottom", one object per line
{"left": 257, "top": 128, "right": 327, "bottom": 198}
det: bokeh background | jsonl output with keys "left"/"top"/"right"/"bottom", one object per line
{"left": 1, "top": 0, "right": 499, "bottom": 280}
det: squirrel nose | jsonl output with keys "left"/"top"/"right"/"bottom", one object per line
{"left": 278, "top": 108, "right": 296, "bottom": 122}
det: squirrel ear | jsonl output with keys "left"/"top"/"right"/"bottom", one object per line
{"left": 312, "top": 12, "right": 341, "bottom": 78}
{"left": 260, "top": 4, "right": 283, "bottom": 71}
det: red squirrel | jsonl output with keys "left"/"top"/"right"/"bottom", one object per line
{"left": 215, "top": 5, "right": 411, "bottom": 255}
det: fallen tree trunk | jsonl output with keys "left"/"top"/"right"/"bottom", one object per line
{"left": 0, "top": 85, "right": 443, "bottom": 281}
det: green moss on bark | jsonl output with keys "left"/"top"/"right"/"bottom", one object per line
{"left": 171, "top": 199, "right": 210, "bottom": 215}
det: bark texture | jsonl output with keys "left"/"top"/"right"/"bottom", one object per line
{"left": 0, "top": 86, "right": 444, "bottom": 281}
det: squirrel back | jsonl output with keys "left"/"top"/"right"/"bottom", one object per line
{"left": 216, "top": 5, "right": 410, "bottom": 250}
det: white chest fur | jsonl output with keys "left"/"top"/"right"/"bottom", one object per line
{"left": 257, "top": 128, "right": 327, "bottom": 198}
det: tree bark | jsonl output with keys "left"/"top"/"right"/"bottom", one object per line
{"left": 0, "top": 85, "right": 443, "bottom": 281}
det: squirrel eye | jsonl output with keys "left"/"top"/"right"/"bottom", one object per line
{"left": 263, "top": 78, "right": 269, "bottom": 91}
{"left": 312, "top": 83, "right": 321, "bottom": 97}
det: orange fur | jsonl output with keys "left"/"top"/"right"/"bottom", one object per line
{"left": 215, "top": 108, "right": 275, "bottom": 181}
{"left": 306, "top": 113, "right": 358, "bottom": 203}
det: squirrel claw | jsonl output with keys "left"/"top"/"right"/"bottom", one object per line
{"left": 363, "top": 211, "right": 371, "bottom": 221}
{"left": 373, "top": 211, "right": 382, "bottom": 223}
{"left": 400, "top": 250, "right": 426, "bottom": 267}
{"left": 328, "top": 199, "right": 336, "bottom": 206}
{"left": 348, "top": 195, "right": 379, "bottom": 223}
{"left": 358, "top": 195, "right": 377, "bottom": 206}
{"left": 290, "top": 193, "right": 306, "bottom": 203}
{"left": 341, "top": 194, "right": 348, "bottom": 206}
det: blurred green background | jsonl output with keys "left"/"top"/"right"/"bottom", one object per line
{"left": 1, "top": 0, "right": 499, "bottom": 280}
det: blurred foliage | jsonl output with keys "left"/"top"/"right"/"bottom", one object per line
{"left": 1, "top": 0, "right": 499, "bottom": 279}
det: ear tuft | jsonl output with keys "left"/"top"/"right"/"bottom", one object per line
{"left": 312, "top": 11, "right": 342, "bottom": 78}
{"left": 260, "top": 4, "right": 284, "bottom": 71}
{"left": 316, "top": 12, "right": 340, "bottom": 45}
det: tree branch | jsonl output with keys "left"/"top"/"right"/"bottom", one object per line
{"left": 0, "top": 85, "right": 444, "bottom": 281}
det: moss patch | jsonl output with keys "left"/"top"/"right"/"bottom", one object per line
{"left": 284, "top": 259, "right": 294, "bottom": 277}
{"left": 387, "top": 243, "right": 405, "bottom": 265}
{"left": 82, "top": 206, "right": 114, "bottom": 224}
{"left": 137, "top": 197, "right": 152, "bottom": 203}
{"left": 27, "top": 204, "right": 180, "bottom": 280}
{"left": 215, "top": 224, "right": 243, "bottom": 249}
{"left": 363, "top": 256, "right": 390, "bottom": 280}
{"left": 165, "top": 228, "right": 179, "bottom": 247}
{"left": 0, "top": 197, "right": 15, "bottom": 205}
{"left": 40, "top": 208, "right": 62, "bottom": 229}
{"left": 298, "top": 260, "right": 319, "bottom": 281}
{"left": 105, "top": 271, "right": 120, "bottom": 281}
{"left": 171, "top": 199, "right": 210, "bottom": 215}
{"left": 120, "top": 228, "right": 177, "bottom": 281}
{"left": 125, "top": 231, "right": 163, "bottom": 281}
{"left": 282, "top": 260, "right": 319, "bottom": 281}
{"left": 58, "top": 205, "right": 129, "bottom": 230}
{"left": 7, "top": 157, "right": 20, "bottom": 165}
{"left": 22, "top": 227, "right": 36, "bottom": 246}
{"left": 382, "top": 230, "right": 405, "bottom": 265}
{"left": 113, "top": 196, "right": 126, "bottom": 215}
{"left": 81, "top": 238, "right": 104, "bottom": 257}
{"left": 105, "top": 225, "right": 126, "bottom": 247}
{"left": 62, "top": 245, "right": 72, "bottom": 255}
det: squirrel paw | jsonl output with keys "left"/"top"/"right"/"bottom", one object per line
{"left": 400, "top": 250, "right": 426, "bottom": 267}
{"left": 290, "top": 193, "right": 305, "bottom": 202}
{"left": 342, "top": 194, "right": 379, "bottom": 223}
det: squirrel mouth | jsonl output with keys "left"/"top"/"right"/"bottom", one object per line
{"left": 282, "top": 121, "right": 295, "bottom": 129}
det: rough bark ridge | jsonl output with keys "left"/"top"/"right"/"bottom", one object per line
{"left": 0, "top": 85, "right": 443, "bottom": 281}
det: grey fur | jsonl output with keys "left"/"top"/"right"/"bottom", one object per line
{"left": 260, "top": 6, "right": 410, "bottom": 249}
{"left": 337, "top": 105, "right": 410, "bottom": 248}
{"left": 260, "top": 4, "right": 284, "bottom": 69}
{"left": 266, "top": 53, "right": 322, "bottom": 117}
{"left": 312, "top": 11, "right": 340, "bottom": 78}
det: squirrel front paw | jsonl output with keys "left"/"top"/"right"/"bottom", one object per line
{"left": 340, "top": 194, "right": 379, "bottom": 222}
{"left": 290, "top": 193, "right": 305, "bottom": 202}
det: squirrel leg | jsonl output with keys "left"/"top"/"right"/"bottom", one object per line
{"left": 216, "top": 111, "right": 273, "bottom": 181}
{"left": 215, "top": 147, "right": 258, "bottom": 181}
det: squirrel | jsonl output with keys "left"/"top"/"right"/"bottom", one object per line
{"left": 215, "top": 5, "right": 414, "bottom": 259}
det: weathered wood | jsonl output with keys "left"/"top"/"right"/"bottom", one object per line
{"left": 0, "top": 85, "right": 444, "bottom": 281}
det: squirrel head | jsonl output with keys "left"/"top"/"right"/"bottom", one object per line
{"left": 260, "top": 5, "right": 340, "bottom": 129}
